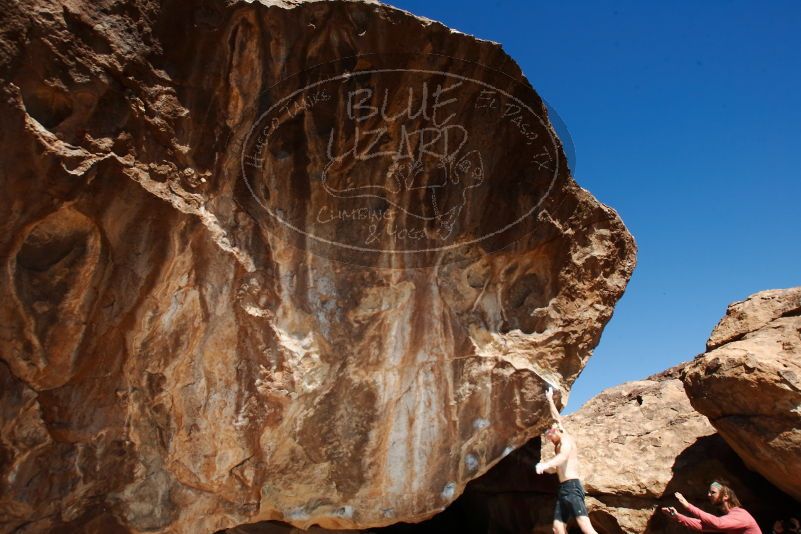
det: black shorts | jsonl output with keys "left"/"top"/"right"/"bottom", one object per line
{"left": 554, "top": 479, "right": 589, "bottom": 523}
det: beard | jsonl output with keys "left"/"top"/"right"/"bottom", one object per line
{"left": 711, "top": 498, "right": 726, "bottom": 513}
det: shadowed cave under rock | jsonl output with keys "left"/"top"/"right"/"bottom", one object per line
{"left": 217, "top": 437, "right": 553, "bottom": 534}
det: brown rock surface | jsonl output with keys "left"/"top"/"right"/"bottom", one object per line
{"left": 560, "top": 374, "right": 712, "bottom": 533}
{"left": 553, "top": 370, "right": 796, "bottom": 533}
{"left": 683, "top": 287, "right": 801, "bottom": 503}
{"left": 0, "top": 0, "right": 635, "bottom": 532}
{"left": 336, "top": 369, "right": 797, "bottom": 534}
{"left": 415, "top": 370, "right": 795, "bottom": 534}
{"left": 706, "top": 287, "right": 801, "bottom": 350}
{"left": 366, "top": 369, "right": 796, "bottom": 534}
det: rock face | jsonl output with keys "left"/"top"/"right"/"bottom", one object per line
{"left": 706, "top": 287, "right": 801, "bottom": 350}
{"left": 551, "top": 370, "right": 797, "bottom": 533}
{"left": 0, "top": 0, "right": 635, "bottom": 532}
{"left": 683, "top": 287, "right": 801, "bottom": 503}
{"left": 560, "top": 373, "right": 714, "bottom": 533}
{"left": 375, "top": 369, "right": 796, "bottom": 534}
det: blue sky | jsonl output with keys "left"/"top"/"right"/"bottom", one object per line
{"left": 387, "top": 0, "right": 801, "bottom": 411}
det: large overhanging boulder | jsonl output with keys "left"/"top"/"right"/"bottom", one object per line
{"left": 683, "top": 287, "right": 801, "bottom": 503}
{"left": 0, "top": 0, "right": 635, "bottom": 531}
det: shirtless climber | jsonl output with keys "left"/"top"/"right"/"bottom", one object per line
{"left": 535, "top": 387, "right": 599, "bottom": 534}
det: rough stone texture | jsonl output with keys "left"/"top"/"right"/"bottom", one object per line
{"left": 572, "top": 373, "right": 712, "bottom": 499}
{"left": 558, "top": 373, "right": 713, "bottom": 534}
{"left": 407, "top": 369, "right": 796, "bottom": 534}
{"left": 706, "top": 287, "right": 801, "bottom": 350}
{"left": 550, "top": 369, "right": 797, "bottom": 533}
{"left": 224, "top": 523, "right": 361, "bottom": 534}
{"left": 219, "top": 294, "right": 801, "bottom": 534}
{"left": 359, "top": 368, "right": 798, "bottom": 534}
{"left": 222, "top": 437, "right": 554, "bottom": 534}
{"left": 0, "top": 0, "right": 635, "bottom": 532}
{"left": 334, "top": 369, "right": 797, "bottom": 534}
{"left": 683, "top": 287, "right": 801, "bottom": 503}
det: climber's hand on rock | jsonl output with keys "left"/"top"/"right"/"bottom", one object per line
{"left": 674, "top": 492, "right": 689, "bottom": 509}
{"left": 661, "top": 507, "right": 678, "bottom": 519}
{"left": 535, "top": 462, "right": 546, "bottom": 475}
{"left": 545, "top": 387, "right": 554, "bottom": 401}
